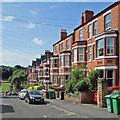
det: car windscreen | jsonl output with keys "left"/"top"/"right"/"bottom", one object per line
{"left": 29, "top": 91, "right": 42, "bottom": 95}
{"left": 21, "top": 91, "right": 28, "bottom": 93}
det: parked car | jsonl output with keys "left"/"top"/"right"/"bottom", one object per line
{"left": 19, "top": 89, "right": 28, "bottom": 100}
{"left": 7, "top": 92, "right": 11, "bottom": 95}
{"left": 11, "top": 91, "right": 18, "bottom": 96}
{"left": 25, "top": 90, "right": 44, "bottom": 104}
{"left": 0, "top": 92, "right": 5, "bottom": 96}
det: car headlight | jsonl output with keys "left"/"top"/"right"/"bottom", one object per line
{"left": 30, "top": 96, "right": 34, "bottom": 99}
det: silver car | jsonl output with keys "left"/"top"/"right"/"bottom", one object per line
{"left": 19, "top": 89, "right": 28, "bottom": 100}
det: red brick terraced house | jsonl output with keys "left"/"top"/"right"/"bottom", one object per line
{"left": 27, "top": 50, "right": 53, "bottom": 88}
{"left": 50, "top": 1, "right": 120, "bottom": 91}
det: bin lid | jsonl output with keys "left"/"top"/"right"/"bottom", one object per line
{"left": 111, "top": 94, "right": 120, "bottom": 99}
{"left": 105, "top": 94, "right": 114, "bottom": 98}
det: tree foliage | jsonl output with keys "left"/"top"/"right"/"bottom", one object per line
{"left": 88, "top": 69, "right": 100, "bottom": 90}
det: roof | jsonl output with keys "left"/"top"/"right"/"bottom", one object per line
{"left": 74, "top": 1, "right": 120, "bottom": 31}
{"left": 53, "top": 33, "right": 74, "bottom": 46}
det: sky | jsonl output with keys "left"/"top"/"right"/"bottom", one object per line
{"left": 1, "top": 1, "right": 115, "bottom": 67}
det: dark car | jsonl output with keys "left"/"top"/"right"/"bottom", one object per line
{"left": 11, "top": 91, "right": 18, "bottom": 96}
{"left": 25, "top": 90, "right": 44, "bottom": 104}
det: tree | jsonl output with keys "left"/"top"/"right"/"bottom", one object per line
{"left": 88, "top": 69, "right": 100, "bottom": 90}
{"left": 70, "top": 64, "right": 87, "bottom": 90}
{"left": 10, "top": 69, "right": 27, "bottom": 90}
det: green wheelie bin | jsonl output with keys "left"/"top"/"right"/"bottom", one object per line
{"left": 105, "top": 94, "right": 114, "bottom": 113}
{"left": 49, "top": 91, "right": 55, "bottom": 99}
{"left": 111, "top": 95, "right": 120, "bottom": 115}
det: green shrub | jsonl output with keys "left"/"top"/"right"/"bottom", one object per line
{"left": 65, "top": 80, "right": 74, "bottom": 93}
{"left": 75, "top": 78, "right": 90, "bottom": 92}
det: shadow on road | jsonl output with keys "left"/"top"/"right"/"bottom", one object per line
{"left": 29, "top": 101, "right": 50, "bottom": 105}
{"left": 0, "top": 96, "right": 18, "bottom": 99}
{"left": 0, "top": 104, "right": 15, "bottom": 113}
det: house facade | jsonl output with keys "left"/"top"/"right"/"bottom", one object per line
{"left": 50, "top": 1, "right": 120, "bottom": 90}
{"left": 27, "top": 1, "right": 120, "bottom": 91}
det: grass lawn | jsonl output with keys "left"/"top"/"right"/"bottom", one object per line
{"left": 0, "top": 83, "right": 11, "bottom": 92}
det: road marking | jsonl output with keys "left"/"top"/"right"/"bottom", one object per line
{"left": 43, "top": 115, "right": 47, "bottom": 118}
{"left": 51, "top": 105, "right": 75, "bottom": 115}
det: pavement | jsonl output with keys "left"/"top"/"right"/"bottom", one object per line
{"left": 0, "top": 96, "right": 120, "bottom": 119}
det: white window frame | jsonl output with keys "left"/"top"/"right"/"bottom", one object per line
{"left": 88, "top": 46, "right": 92, "bottom": 61}
{"left": 55, "top": 46, "right": 57, "bottom": 54}
{"left": 88, "top": 24, "right": 92, "bottom": 38}
{"left": 61, "top": 75, "right": 64, "bottom": 85}
{"left": 93, "top": 21, "right": 97, "bottom": 36}
{"left": 54, "top": 75, "right": 57, "bottom": 85}
{"left": 66, "top": 39, "right": 69, "bottom": 50}
{"left": 78, "top": 47, "right": 84, "bottom": 61}
{"left": 97, "top": 39, "right": 104, "bottom": 57}
{"left": 61, "top": 55, "right": 64, "bottom": 67}
{"left": 106, "top": 37, "right": 114, "bottom": 55}
{"left": 106, "top": 69, "right": 114, "bottom": 86}
{"left": 80, "top": 29, "right": 83, "bottom": 41}
{"left": 105, "top": 13, "right": 111, "bottom": 30}
{"left": 93, "top": 44, "right": 95, "bottom": 60}
{"left": 65, "top": 55, "right": 69, "bottom": 66}
{"left": 73, "top": 48, "right": 77, "bottom": 62}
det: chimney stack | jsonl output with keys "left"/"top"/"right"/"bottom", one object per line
{"left": 60, "top": 29, "right": 67, "bottom": 40}
{"left": 80, "top": 12, "right": 84, "bottom": 25}
{"left": 84, "top": 10, "right": 94, "bottom": 22}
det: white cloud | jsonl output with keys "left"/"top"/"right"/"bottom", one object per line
{"left": 32, "top": 38, "right": 45, "bottom": 45}
{"left": 2, "top": 16, "right": 14, "bottom": 21}
{"left": 1, "top": 49, "right": 38, "bottom": 67}
{"left": 22, "top": 22, "right": 35, "bottom": 28}
{"left": 30, "top": 10, "right": 37, "bottom": 18}
{"left": 49, "top": 5, "right": 58, "bottom": 9}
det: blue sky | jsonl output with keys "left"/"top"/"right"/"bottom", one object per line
{"left": 1, "top": 1, "right": 114, "bottom": 67}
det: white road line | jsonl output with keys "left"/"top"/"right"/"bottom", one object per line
{"left": 43, "top": 115, "right": 47, "bottom": 118}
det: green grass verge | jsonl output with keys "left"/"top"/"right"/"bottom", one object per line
{"left": 0, "top": 83, "right": 11, "bottom": 92}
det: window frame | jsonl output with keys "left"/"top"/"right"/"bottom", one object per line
{"left": 88, "top": 24, "right": 92, "bottom": 38}
{"left": 106, "top": 69, "right": 114, "bottom": 86}
{"left": 106, "top": 37, "right": 114, "bottom": 55}
{"left": 61, "top": 55, "right": 64, "bottom": 67}
{"left": 66, "top": 39, "right": 69, "bottom": 50}
{"left": 93, "top": 21, "right": 97, "bottom": 36}
{"left": 65, "top": 55, "right": 69, "bottom": 66}
{"left": 105, "top": 13, "right": 111, "bottom": 30}
{"left": 88, "top": 46, "right": 92, "bottom": 61}
{"left": 73, "top": 48, "right": 77, "bottom": 62}
{"left": 54, "top": 75, "right": 57, "bottom": 85}
{"left": 97, "top": 39, "right": 104, "bottom": 57}
{"left": 78, "top": 47, "right": 84, "bottom": 61}
{"left": 80, "top": 29, "right": 83, "bottom": 41}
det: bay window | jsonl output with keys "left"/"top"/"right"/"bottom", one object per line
{"left": 106, "top": 37, "right": 114, "bottom": 55}
{"left": 79, "top": 47, "right": 84, "bottom": 61}
{"left": 54, "top": 75, "right": 57, "bottom": 84}
{"left": 88, "top": 46, "right": 92, "bottom": 61}
{"left": 61, "top": 75, "right": 64, "bottom": 85}
{"left": 61, "top": 55, "right": 63, "bottom": 67}
{"left": 97, "top": 39, "right": 104, "bottom": 57}
{"left": 65, "top": 55, "right": 69, "bottom": 66}
{"left": 73, "top": 48, "right": 77, "bottom": 62}
{"left": 54, "top": 59, "right": 57, "bottom": 67}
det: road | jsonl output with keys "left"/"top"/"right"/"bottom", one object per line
{"left": 0, "top": 96, "right": 120, "bottom": 119}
